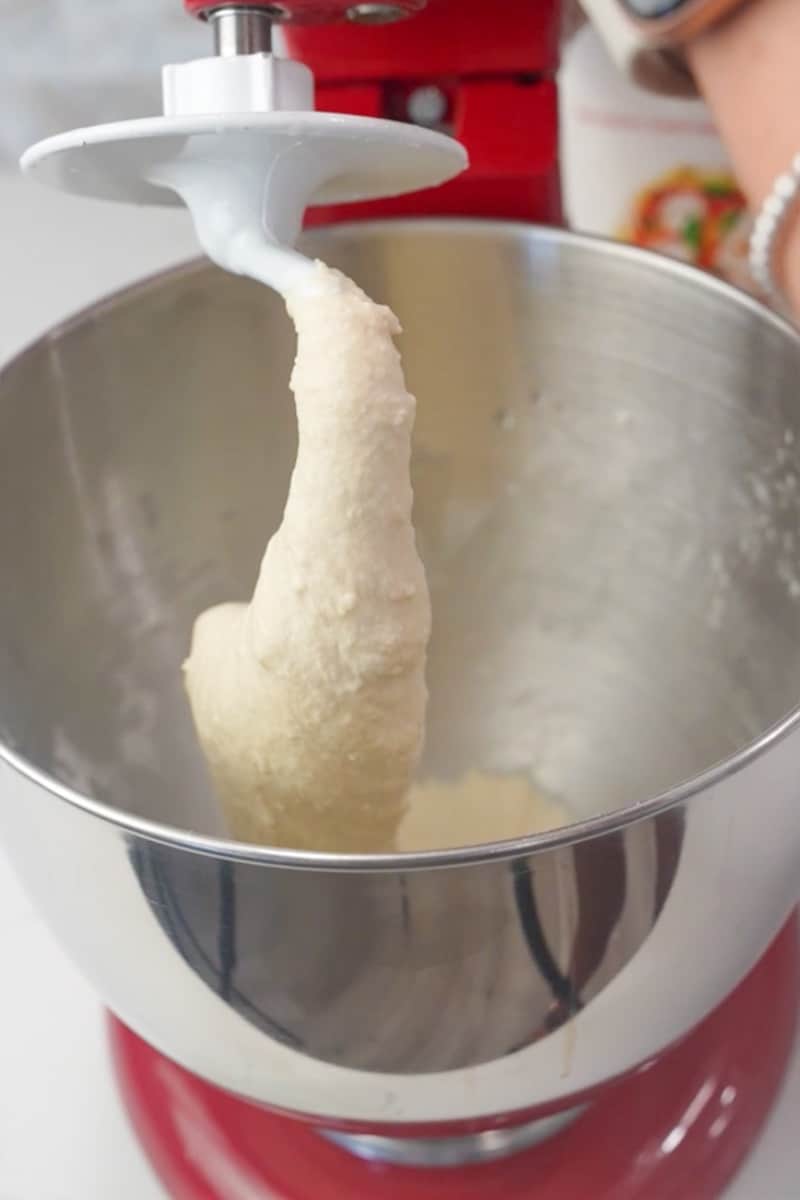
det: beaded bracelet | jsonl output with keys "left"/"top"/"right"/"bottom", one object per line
{"left": 749, "top": 153, "right": 800, "bottom": 311}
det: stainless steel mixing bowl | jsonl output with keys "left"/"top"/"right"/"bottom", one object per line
{"left": 2, "top": 221, "right": 800, "bottom": 1142}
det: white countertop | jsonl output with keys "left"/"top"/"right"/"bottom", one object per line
{"left": 0, "top": 172, "right": 798, "bottom": 1200}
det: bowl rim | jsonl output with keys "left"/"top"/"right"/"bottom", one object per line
{"left": 2, "top": 216, "right": 800, "bottom": 871}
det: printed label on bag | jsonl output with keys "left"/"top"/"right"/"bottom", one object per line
{"left": 618, "top": 166, "right": 756, "bottom": 294}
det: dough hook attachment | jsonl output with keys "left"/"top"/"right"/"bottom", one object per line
{"left": 20, "top": 5, "right": 467, "bottom": 295}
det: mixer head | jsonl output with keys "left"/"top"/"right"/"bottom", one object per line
{"left": 20, "top": 3, "right": 467, "bottom": 292}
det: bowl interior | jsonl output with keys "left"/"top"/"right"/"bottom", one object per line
{"left": 1, "top": 222, "right": 800, "bottom": 842}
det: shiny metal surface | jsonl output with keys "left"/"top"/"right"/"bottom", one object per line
{"left": 1, "top": 222, "right": 800, "bottom": 1126}
{"left": 323, "top": 1107, "right": 586, "bottom": 1164}
{"left": 209, "top": 6, "right": 274, "bottom": 56}
{"left": 346, "top": 3, "right": 411, "bottom": 22}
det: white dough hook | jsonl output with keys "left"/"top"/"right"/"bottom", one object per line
{"left": 20, "top": 8, "right": 467, "bottom": 296}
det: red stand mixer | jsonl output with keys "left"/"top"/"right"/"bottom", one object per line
{"left": 5, "top": 2, "right": 800, "bottom": 1198}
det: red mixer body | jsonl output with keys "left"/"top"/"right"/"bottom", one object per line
{"left": 185, "top": 0, "right": 562, "bottom": 226}
{"left": 113, "top": 917, "right": 800, "bottom": 1200}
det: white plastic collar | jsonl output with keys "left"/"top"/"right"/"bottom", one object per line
{"left": 162, "top": 52, "right": 314, "bottom": 117}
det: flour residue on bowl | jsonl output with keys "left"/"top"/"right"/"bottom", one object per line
{"left": 397, "top": 769, "right": 567, "bottom": 852}
{"left": 706, "top": 426, "right": 800, "bottom": 632}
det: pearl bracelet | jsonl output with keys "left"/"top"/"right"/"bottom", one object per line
{"left": 749, "top": 153, "right": 800, "bottom": 312}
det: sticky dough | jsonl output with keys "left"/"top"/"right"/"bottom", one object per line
{"left": 185, "top": 261, "right": 569, "bottom": 853}
{"left": 184, "top": 262, "right": 431, "bottom": 852}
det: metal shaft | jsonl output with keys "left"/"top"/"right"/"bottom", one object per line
{"left": 208, "top": 6, "right": 273, "bottom": 56}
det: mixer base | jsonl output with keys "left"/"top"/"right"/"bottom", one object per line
{"left": 110, "top": 917, "right": 799, "bottom": 1200}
